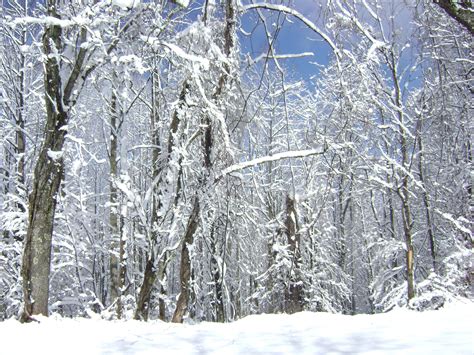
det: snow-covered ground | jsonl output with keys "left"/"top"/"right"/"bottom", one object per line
{"left": 1, "top": 302, "right": 472, "bottom": 354}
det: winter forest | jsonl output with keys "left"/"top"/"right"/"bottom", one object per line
{"left": 0, "top": 0, "right": 472, "bottom": 326}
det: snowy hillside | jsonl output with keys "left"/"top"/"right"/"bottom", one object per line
{"left": 1, "top": 302, "right": 472, "bottom": 354}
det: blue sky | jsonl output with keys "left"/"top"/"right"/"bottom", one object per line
{"left": 2, "top": 0, "right": 333, "bottom": 82}
{"left": 238, "top": 0, "right": 334, "bottom": 83}
{"left": 236, "top": 0, "right": 423, "bottom": 90}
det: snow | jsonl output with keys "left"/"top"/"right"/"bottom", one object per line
{"left": 220, "top": 148, "right": 326, "bottom": 178}
{"left": 11, "top": 16, "right": 74, "bottom": 28}
{"left": 162, "top": 42, "right": 209, "bottom": 68}
{"left": 117, "top": 55, "right": 149, "bottom": 74}
{"left": 112, "top": 0, "right": 139, "bottom": 9}
{"left": 174, "top": 0, "right": 190, "bottom": 7}
{"left": 47, "top": 149, "right": 64, "bottom": 161}
{"left": 1, "top": 302, "right": 472, "bottom": 354}
{"left": 141, "top": 38, "right": 209, "bottom": 68}
{"left": 251, "top": 52, "right": 314, "bottom": 64}
{"left": 367, "top": 39, "right": 385, "bottom": 60}
{"left": 437, "top": 211, "right": 472, "bottom": 235}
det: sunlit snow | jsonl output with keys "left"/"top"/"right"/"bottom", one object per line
{"left": 175, "top": 0, "right": 190, "bottom": 7}
{"left": 47, "top": 149, "right": 63, "bottom": 161}
{"left": 112, "top": 0, "right": 139, "bottom": 9}
{"left": 1, "top": 302, "right": 472, "bottom": 354}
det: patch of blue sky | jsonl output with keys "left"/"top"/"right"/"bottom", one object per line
{"left": 238, "top": 0, "right": 334, "bottom": 85}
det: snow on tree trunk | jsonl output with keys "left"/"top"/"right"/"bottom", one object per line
{"left": 284, "top": 195, "right": 303, "bottom": 314}
{"left": 108, "top": 88, "right": 123, "bottom": 318}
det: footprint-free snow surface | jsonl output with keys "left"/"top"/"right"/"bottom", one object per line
{"left": 1, "top": 302, "right": 472, "bottom": 354}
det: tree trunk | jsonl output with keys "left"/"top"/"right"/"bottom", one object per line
{"left": 284, "top": 194, "right": 303, "bottom": 314}
{"left": 157, "top": 259, "right": 168, "bottom": 321}
{"left": 380, "top": 111, "right": 398, "bottom": 273}
{"left": 389, "top": 52, "right": 416, "bottom": 303}
{"left": 337, "top": 171, "right": 347, "bottom": 268}
{"left": 135, "top": 258, "right": 155, "bottom": 321}
{"left": 19, "top": 0, "right": 94, "bottom": 322}
{"left": 417, "top": 126, "right": 437, "bottom": 272}
{"left": 108, "top": 89, "right": 123, "bottom": 318}
{"left": 135, "top": 250, "right": 170, "bottom": 321}
{"left": 171, "top": 198, "right": 200, "bottom": 323}
{"left": 20, "top": 8, "right": 67, "bottom": 320}
{"left": 435, "top": 0, "right": 474, "bottom": 35}
{"left": 15, "top": 29, "right": 26, "bottom": 216}
{"left": 210, "top": 224, "right": 225, "bottom": 322}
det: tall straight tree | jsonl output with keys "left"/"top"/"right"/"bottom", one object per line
{"left": 21, "top": 0, "right": 80, "bottom": 321}
{"left": 20, "top": 0, "right": 139, "bottom": 321}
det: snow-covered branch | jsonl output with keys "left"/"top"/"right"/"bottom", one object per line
{"left": 218, "top": 147, "right": 327, "bottom": 179}
{"left": 250, "top": 52, "right": 314, "bottom": 65}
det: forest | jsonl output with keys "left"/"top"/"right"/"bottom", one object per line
{"left": 0, "top": 0, "right": 472, "bottom": 324}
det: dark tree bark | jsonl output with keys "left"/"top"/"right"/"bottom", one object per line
{"left": 134, "top": 71, "right": 162, "bottom": 321}
{"left": 108, "top": 87, "right": 126, "bottom": 318}
{"left": 20, "top": 8, "right": 72, "bottom": 321}
{"left": 135, "top": 243, "right": 170, "bottom": 321}
{"left": 135, "top": 258, "right": 156, "bottom": 321}
{"left": 210, "top": 224, "right": 225, "bottom": 322}
{"left": 15, "top": 34, "right": 26, "bottom": 210}
{"left": 380, "top": 111, "right": 399, "bottom": 280}
{"left": 206, "top": 0, "right": 236, "bottom": 323}
{"left": 171, "top": 198, "right": 200, "bottom": 323}
{"left": 20, "top": 0, "right": 95, "bottom": 322}
{"left": 434, "top": 0, "right": 474, "bottom": 35}
{"left": 20, "top": 2, "right": 67, "bottom": 321}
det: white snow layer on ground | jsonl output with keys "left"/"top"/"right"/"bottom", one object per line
{"left": 1, "top": 302, "right": 472, "bottom": 354}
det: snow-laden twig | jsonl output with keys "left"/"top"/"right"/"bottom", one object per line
{"left": 250, "top": 52, "right": 314, "bottom": 65}
{"left": 218, "top": 147, "right": 326, "bottom": 179}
